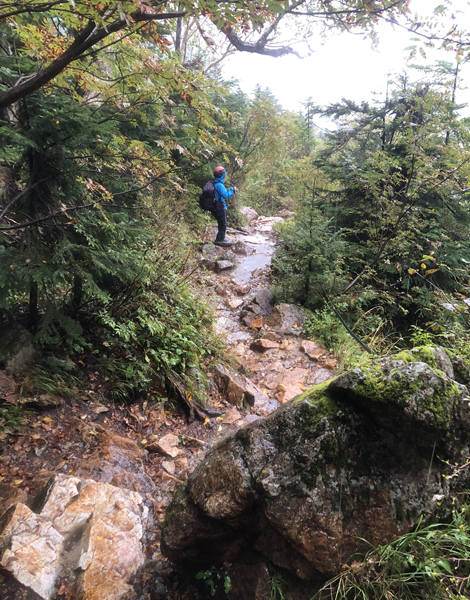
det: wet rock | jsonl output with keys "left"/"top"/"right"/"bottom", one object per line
{"left": 215, "top": 260, "right": 234, "bottom": 272}
{"left": 184, "top": 436, "right": 205, "bottom": 449}
{"left": 254, "top": 290, "right": 273, "bottom": 314}
{"left": 250, "top": 316, "right": 264, "bottom": 329}
{"left": 226, "top": 298, "right": 244, "bottom": 309}
{"left": 448, "top": 352, "right": 470, "bottom": 385}
{"left": 221, "top": 408, "right": 242, "bottom": 424}
{"left": 266, "top": 304, "right": 307, "bottom": 336}
{"left": 232, "top": 242, "right": 249, "bottom": 255}
{"left": 0, "top": 323, "right": 39, "bottom": 375}
{"left": 233, "top": 284, "right": 250, "bottom": 296}
{"left": 250, "top": 339, "right": 280, "bottom": 352}
{"left": 0, "top": 474, "right": 148, "bottom": 600}
{"left": 73, "top": 428, "right": 156, "bottom": 495}
{"left": 147, "top": 433, "right": 181, "bottom": 458}
{"left": 19, "top": 393, "right": 64, "bottom": 407}
{"left": 261, "top": 331, "right": 281, "bottom": 343}
{"left": 200, "top": 258, "right": 216, "bottom": 271}
{"left": 225, "top": 251, "right": 237, "bottom": 263}
{"left": 162, "top": 347, "right": 470, "bottom": 596}
{"left": 213, "top": 364, "right": 268, "bottom": 407}
{"left": 240, "top": 206, "right": 259, "bottom": 223}
{"left": 240, "top": 291, "right": 273, "bottom": 326}
{"left": 0, "top": 503, "right": 64, "bottom": 599}
{"left": 300, "top": 340, "right": 328, "bottom": 361}
{"left": 162, "top": 461, "right": 176, "bottom": 475}
{"left": 215, "top": 284, "right": 228, "bottom": 296}
{"left": 174, "top": 457, "right": 189, "bottom": 474}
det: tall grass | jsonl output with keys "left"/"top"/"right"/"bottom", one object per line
{"left": 314, "top": 507, "right": 470, "bottom": 600}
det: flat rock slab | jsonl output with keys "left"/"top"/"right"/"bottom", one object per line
{"left": 226, "top": 298, "right": 244, "bottom": 309}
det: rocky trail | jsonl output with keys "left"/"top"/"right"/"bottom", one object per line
{"left": 0, "top": 209, "right": 338, "bottom": 600}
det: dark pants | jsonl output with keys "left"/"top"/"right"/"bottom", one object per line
{"left": 209, "top": 208, "right": 227, "bottom": 242}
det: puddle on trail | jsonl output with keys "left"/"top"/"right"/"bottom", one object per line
{"left": 230, "top": 234, "right": 276, "bottom": 285}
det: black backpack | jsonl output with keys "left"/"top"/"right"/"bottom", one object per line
{"left": 198, "top": 180, "right": 217, "bottom": 211}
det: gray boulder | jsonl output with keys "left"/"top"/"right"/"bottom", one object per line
{"left": 162, "top": 346, "right": 470, "bottom": 598}
{"left": 265, "top": 304, "right": 307, "bottom": 336}
{"left": 0, "top": 323, "right": 38, "bottom": 374}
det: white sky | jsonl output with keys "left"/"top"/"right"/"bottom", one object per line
{"left": 222, "top": 0, "right": 470, "bottom": 118}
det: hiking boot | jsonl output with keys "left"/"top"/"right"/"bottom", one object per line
{"left": 213, "top": 240, "right": 233, "bottom": 247}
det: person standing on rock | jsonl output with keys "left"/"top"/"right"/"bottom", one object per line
{"left": 211, "top": 166, "right": 236, "bottom": 247}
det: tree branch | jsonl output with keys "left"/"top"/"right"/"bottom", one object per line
{"left": 0, "top": 11, "right": 185, "bottom": 111}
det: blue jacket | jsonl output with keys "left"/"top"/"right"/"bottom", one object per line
{"left": 213, "top": 171, "right": 234, "bottom": 210}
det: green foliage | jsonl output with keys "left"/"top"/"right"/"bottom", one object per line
{"left": 0, "top": 403, "right": 23, "bottom": 430}
{"left": 314, "top": 507, "right": 470, "bottom": 600}
{"left": 271, "top": 203, "right": 347, "bottom": 310}
{"left": 195, "top": 566, "right": 232, "bottom": 597}
{"left": 21, "top": 362, "right": 82, "bottom": 398}
{"left": 311, "top": 72, "right": 470, "bottom": 333}
{"left": 270, "top": 572, "right": 287, "bottom": 600}
{"left": 237, "top": 87, "right": 313, "bottom": 215}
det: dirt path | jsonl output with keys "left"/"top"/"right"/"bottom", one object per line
{"left": 0, "top": 211, "right": 337, "bottom": 600}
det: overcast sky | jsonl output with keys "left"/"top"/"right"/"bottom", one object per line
{"left": 222, "top": 0, "right": 470, "bottom": 118}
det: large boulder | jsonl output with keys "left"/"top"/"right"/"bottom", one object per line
{"left": 265, "top": 304, "right": 307, "bottom": 336}
{"left": 0, "top": 323, "right": 38, "bottom": 374}
{"left": 161, "top": 347, "right": 470, "bottom": 598}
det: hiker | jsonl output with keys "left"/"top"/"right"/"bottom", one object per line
{"left": 210, "top": 166, "right": 236, "bottom": 247}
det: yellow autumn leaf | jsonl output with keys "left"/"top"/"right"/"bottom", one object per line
{"left": 408, "top": 268, "right": 416, "bottom": 275}
{"left": 421, "top": 263, "right": 427, "bottom": 269}
{"left": 425, "top": 268, "right": 439, "bottom": 275}
{"left": 43, "top": 417, "right": 52, "bottom": 423}
{"left": 204, "top": 417, "right": 210, "bottom": 425}
{"left": 140, "top": 439, "right": 147, "bottom": 445}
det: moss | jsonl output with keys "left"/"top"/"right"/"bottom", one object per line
{"left": 413, "top": 346, "right": 438, "bottom": 368}
{"left": 352, "top": 362, "right": 459, "bottom": 431}
{"left": 354, "top": 367, "right": 421, "bottom": 406}
{"left": 394, "top": 351, "right": 416, "bottom": 364}
{"left": 294, "top": 377, "right": 342, "bottom": 427}
{"left": 394, "top": 346, "right": 438, "bottom": 368}
{"left": 419, "top": 380, "right": 460, "bottom": 429}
